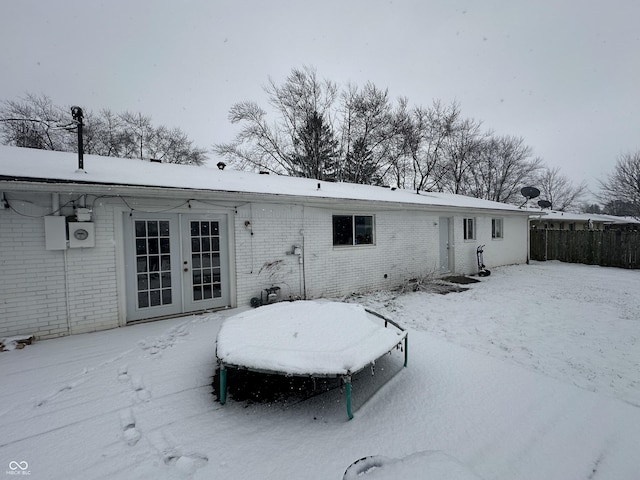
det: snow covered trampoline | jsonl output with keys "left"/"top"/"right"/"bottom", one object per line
{"left": 215, "top": 301, "right": 408, "bottom": 419}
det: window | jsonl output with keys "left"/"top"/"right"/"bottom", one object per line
{"left": 333, "top": 215, "right": 374, "bottom": 246}
{"left": 463, "top": 218, "right": 475, "bottom": 240}
{"left": 492, "top": 218, "right": 503, "bottom": 239}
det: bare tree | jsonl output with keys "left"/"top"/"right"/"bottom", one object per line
{"left": 468, "top": 135, "right": 543, "bottom": 203}
{"left": 536, "top": 166, "right": 588, "bottom": 211}
{"left": 599, "top": 151, "right": 640, "bottom": 217}
{"left": 0, "top": 93, "right": 69, "bottom": 150}
{"left": 440, "top": 116, "right": 486, "bottom": 194}
{"left": 0, "top": 94, "right": 207, "bottom": 165}
{"left": 398, "top": 100, "right": 460, "bottom": 192}
{"left": 214, "top": 66, "right": 339, "bottom": 176}
{"left": 338, "top": 82, "right": 397, "bottom": 184}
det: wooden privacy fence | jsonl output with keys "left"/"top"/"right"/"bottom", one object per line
{"left": 530, "top": 230, "right": 640, "bottom": 269}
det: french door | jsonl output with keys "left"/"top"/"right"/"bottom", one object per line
{"left": 124, "top": 212, "right": 230, "bottom": 322}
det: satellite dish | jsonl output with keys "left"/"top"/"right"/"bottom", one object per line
{"left": 538, "top": 199, "right": 552, "bottom": 209}
{"left": 520, "top": 186, "right": 540, "bottom": 200}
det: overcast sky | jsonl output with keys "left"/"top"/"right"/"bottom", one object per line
{"left": 2, "top": 0, "right": 639, "bottom": 201}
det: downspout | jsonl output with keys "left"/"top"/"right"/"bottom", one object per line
{"left": 526, "top": 216, "right": 530, "bottom": 264}
{"left": 301, "top": 205, "right": 307, "bottom": 299}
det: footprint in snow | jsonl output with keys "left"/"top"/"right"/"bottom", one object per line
{"left": 130, "top": 375, "right": 151, "bottom": 403}
{"left": 117, "top": 365, "right": 130, "bottom": 383}
{"left": 119, "top": 408, "right": 141, "bottom": 446}
{"left": 148, "top": 430, "right": 209, "bottom": 475}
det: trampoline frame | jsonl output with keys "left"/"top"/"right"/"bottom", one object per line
{"left": 216, "top": 308, "right": 408, "bottom": 420}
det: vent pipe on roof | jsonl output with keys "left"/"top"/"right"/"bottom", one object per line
{"left": 71, "top": 106, "right": 85, "bottom": 173}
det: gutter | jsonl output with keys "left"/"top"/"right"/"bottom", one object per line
{"left": 0, "top": 177, "right": 532, "bottom": 216}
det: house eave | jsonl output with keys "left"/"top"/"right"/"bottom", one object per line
{"left": 0, "top": 176, "right": 530, "bottom": 216}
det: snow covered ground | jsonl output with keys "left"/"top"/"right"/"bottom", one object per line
{"left": 1, "top": 261, "right": 639, "bottom": 479}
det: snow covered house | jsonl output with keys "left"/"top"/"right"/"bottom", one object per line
{"left": 0, "top": 145, "right": 530, "bottom": 339}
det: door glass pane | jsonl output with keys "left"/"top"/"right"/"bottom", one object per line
{"left": 147, "top": 221, "right": 158, "bottom": 237}
{"left": 135, "top": 221, "right": 146, "bottom": 238}
{"left": 138, "top": 291, "right": 149, "bottom": 308}
{"left": 160, "top": 238, "right": 170, "bottom": 253}
{"left": 150, "top": 290, "right": 161, "bottom": 306}
{"left": 148, "top": 238, "right": 159, "bottom": 254}
{"left": 189, "top": 220, "right": 222, "bottom": 303}
{"left": 159, "top": 221, "right": 170, "bottom": 236}
{"left": 134, "top": 220, "right": 173, "bottom": 310}
{"left": 136, "top": 239, "right": 147, "bottom": 255}
{"left": 136, "top": 257, "right": 147, "bottom": 273}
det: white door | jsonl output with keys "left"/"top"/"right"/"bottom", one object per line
{"left": 181, "top": 214, "right": 230, "bottom": 313}
{"left": 439, "top": 217, "right": 452, "bottom": 273}
{"left": 124, "top": 212, "right": 230, "bottom": 322}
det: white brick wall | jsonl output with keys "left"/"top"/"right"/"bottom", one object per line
{"left": 1, "top": 189, "right": 530, "bottom": 338}
{"left": 0, "top": 193, "right": 119, "bottom": 339}
{"left": 233, "top": 203, "right": 529, "bottom": 306}
{"left": 452, "top": 214, "right": 528, "bottom": 275}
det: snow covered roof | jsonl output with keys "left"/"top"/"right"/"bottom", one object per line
{"left": 0, "top": 145, "right": 527, "bottom": 213}
{"left": 528, "top": 209, "right": 640, "bottom": 224}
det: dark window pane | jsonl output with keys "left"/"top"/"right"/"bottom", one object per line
{"left": 136, "top": 239, "right": 147, "bottom": 255}
{"left": 333, "top": 215, "right": 353, "bottom": 246}
{"left": 161, "top": 255, "right": 171, "bottom": 271}
{"left": 147, "top": 221, "right": 158, "bottom": 237}
{"left": 193, "top": 286, "right": 202, "bottom": 301}
{"left": 191, "top": 238, "right": 200, "bottom": 252}
{"left": 201, "top": 222, "right": 209, "bottom": 235}
{"left": 203, "top": 269, "right": 212, "bottom": 283}
{"left": 149, "top": 256, "right": 160, "bottom": 272}
{"left": 192, "top": 254, "right": 201, "bottom": 268}
{"left": 213, "top": 285, "right": 221, "bottom": 298}
{"left": 136, "top": 257, "right": 147, "bottom": 273}
{"left": 148, "top": 238, "right": 159, "bottom": 254}
{"left": 137, "top": 274, "right": 148, "bottom": 290}
{"left": 211, "top": 237, "right": 220, "bottom": 252}
{"left": 150, "top": 290, "right": 161, "bottom": 306}
{"left": 138, "top": 292, "right": 149, "bottom": 308}
{"left": 203, "top": 285, "right": 212, "bottom": 299}
{"left": 202, "top": 253, "right": 211, "bottom": 268}
{"left": 161, "top": 272, "right": 172, "bottom": 287}
{"left": 355, "top": 216, "right": 373, "bottom": 245}
{"left": 211, "top": 222, "right": 219, "bottom": 235}
{"left": 212, "top": 253, "right": 220, "bottom": 267}
{"left": 191, "top": 221, "right": 199, "bottom": 236}
{"left": 160, "top": 238, "right": 170, "bottom": 253}
{"left": 192, "top": 270, "right": 202, "bottom": 285}
{"left": 212, "top": 268, "right": 221, "bottom": 283}
{"left": 201, "top": 237, "right": 210, "bottom": 252}
{"left": 150, "top": 273, "right": 160, "bottom": 289}
{"left": 162, "top": 289, "right": 172, "bottom": 305}
{"left": 135, "top": 221, "right": 146, "bottom": 238}
{"left": 159, "top": 221, "right": 170, "bottom": 236}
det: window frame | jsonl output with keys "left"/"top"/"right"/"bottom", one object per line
{"left": 491, "top": 218, "right": 504, "bottom": 239}
{"left": 463, "top": 217, "right": 475, "bottom": 241}
{"left": 332, "top": 214, "right": 375, "bottom": 247}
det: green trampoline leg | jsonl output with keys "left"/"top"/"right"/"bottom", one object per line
{"left": 219, "top": 365, "right": 227, "bottom": 405}
{"left": 404, "top": 335, "right": 409, "bottom": 367}
{"left": 345, "top": 376, "right": 353, "bottom": 420}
